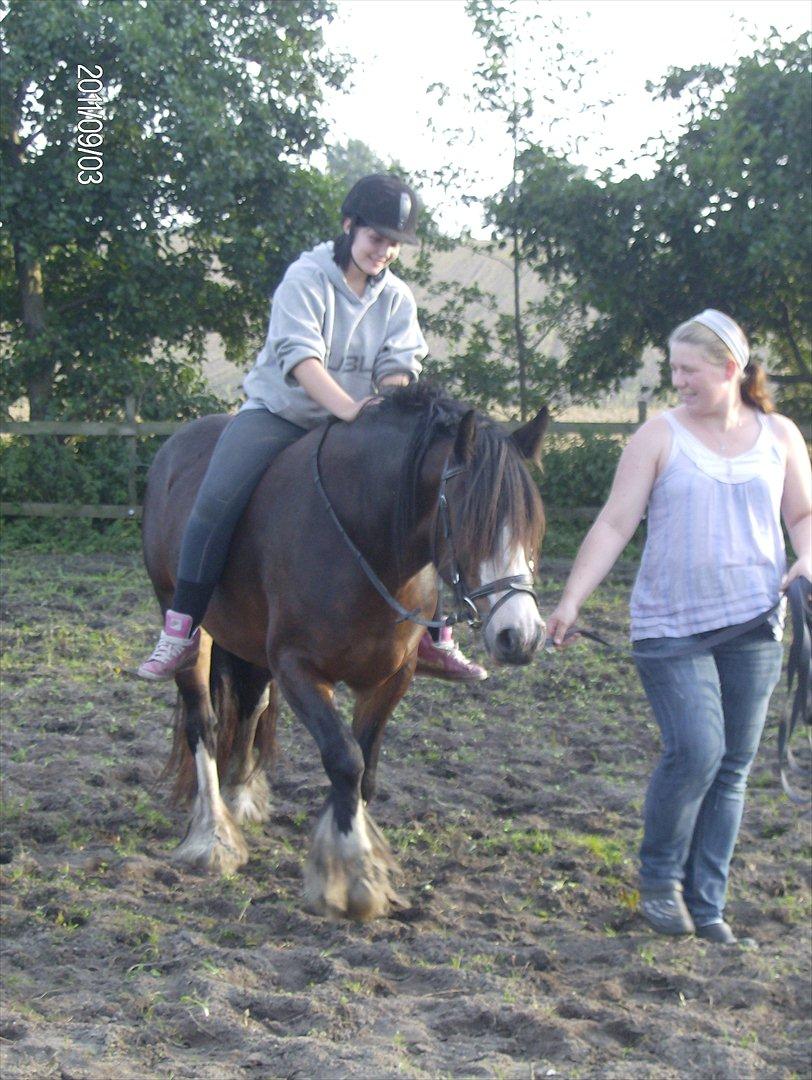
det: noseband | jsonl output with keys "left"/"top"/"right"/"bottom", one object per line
{"left": 312, "top": 422, "right": 539, "bottom": 632}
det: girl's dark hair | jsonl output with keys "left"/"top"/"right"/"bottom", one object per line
{"left": 333, "top": 218, "right": 362, "bottom": 269}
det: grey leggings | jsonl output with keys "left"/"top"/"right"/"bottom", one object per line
{"left": 172, "top": 409, "right": 306, "bottom": 624}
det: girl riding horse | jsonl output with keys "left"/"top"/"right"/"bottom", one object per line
{"left": 138, "top": 174, "right": 485, "bottom": 683}
{"left": 141, "top": 385, "right": 548, "bottom": 919}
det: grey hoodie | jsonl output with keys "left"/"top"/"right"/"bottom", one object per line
{"left": 242, "top": 242, "right": 427, "bottom": 429}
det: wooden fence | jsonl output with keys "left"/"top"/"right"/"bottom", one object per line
{"left": 1, "top": 398, "right": 653, "bottom": 521}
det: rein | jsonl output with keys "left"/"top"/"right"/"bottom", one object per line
{"left": 312, "top": 420, "right": 537, "bottom": 632}
{"left": 549, "top": 602, "right": 782, "bottom": 658}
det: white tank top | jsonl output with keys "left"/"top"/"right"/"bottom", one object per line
{"left": 630, "top": 410, "right": 786, "bottom": 640}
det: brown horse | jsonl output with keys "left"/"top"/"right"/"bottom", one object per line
{"left": 142, "top": 385, "right": 548, "bottom": 920}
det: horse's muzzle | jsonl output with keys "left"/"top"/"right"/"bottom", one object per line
{"left": 490, "top": 623, "right": 544, "bottom": 665}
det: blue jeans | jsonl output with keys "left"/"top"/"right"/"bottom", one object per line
{"left": 633, "top": 624, "right": 783, "bottom": 925}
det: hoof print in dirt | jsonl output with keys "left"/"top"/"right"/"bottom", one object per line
{"left": 113, "top": 854, "right": 162, "bottom": 882}
{"left": 0, "top": 1020, "right": 28, "bottom": 1042}
{"left": 389, "top": 902, "right": 427, "bottom": 923}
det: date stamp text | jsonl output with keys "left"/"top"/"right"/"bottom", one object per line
{"left": 77, "top": 65, "right": 105, "bottom": 185}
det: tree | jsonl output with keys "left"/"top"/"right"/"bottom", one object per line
{"left": 419, "top": 0, "right": 600, "bottom": 419}
{"left": 0, "top": 0, "right": 346, "bottom": 419}
{"left": 497, "top": 32, "right": 812, "bottom": 412}
{"left": 326, "top": 139, "right": 388, "bottom": 191}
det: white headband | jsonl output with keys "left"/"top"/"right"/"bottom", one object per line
{"left": 692, "top": 309, "right": 749, "bottom": 371}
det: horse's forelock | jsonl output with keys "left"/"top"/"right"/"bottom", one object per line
{"left": 384, "top": 387, "right": 544, "bottom": 575}
{"left": 390, "top": 386, "right": 469, "bottom": 569}
{"left": 455, "top": 427, "right": 545, "bottom": 570}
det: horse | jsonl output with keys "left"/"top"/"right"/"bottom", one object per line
{"left": 141, "top": 384, "right": 548, "bottom": 921}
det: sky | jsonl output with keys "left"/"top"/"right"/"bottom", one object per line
{"left": 321, "top": 0, "right": 811, "bottom": 235}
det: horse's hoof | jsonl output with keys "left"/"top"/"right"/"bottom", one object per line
{"left": 346, "top": 875, "right": 407, "bottom": 922}
{"left": 303, "top": 802, "right": 401, "bottom": 922}
{"left": 171, "top": 813, "right": 248, "bottom": 875}
{"left": 223, "top": 769, "right": 271, "bottom": 824}
{"left": 303, "top": 871, "right": 396, "bottom": 922}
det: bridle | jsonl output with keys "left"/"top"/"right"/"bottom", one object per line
{"left": 431, "top": 461, "right": 539, "bottom": 633}
{"left": 312, "top": 422, "right": 539, "bottom": 633}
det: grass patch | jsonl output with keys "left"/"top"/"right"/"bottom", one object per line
{"left": 478, "top": 825, "right": 555, "bottom": 857}
{"left": 561, "top": 831, "right": 629, "bottom": 869}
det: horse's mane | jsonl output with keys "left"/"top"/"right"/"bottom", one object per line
{"left": 363, "top": 384, "right": 544, "bottom": 572}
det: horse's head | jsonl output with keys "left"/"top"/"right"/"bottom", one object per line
{"left": 439, "top": 406, "right": 549, "bottom": 664}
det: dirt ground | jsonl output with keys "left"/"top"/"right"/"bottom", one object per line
{"left": 1, "top": 552, "right": 810, "bottom": 1080}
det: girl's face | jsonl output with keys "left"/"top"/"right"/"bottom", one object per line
{"left": 669, "top": 342, "right": 737, "bottom": 413}
{"left": 345, "top": 220, "right": 401, "bottom": 277}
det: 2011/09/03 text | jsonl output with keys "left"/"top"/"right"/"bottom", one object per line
{"left": 77, "top": 65, "right": 105, "bottom": 185}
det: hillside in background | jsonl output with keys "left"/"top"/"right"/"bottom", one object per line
{"left": 202, "top": 243, "right": 666, "bottom": 421}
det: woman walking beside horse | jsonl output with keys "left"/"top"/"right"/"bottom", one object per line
{"left": 548, "top": 310, "right": 811, "bottom": 946}
{"left": 138, "top": 173, "right": 485, "bottom": 683}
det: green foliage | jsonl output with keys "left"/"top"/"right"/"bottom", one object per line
{"left": 326, "top": 139, "right": 388, "bottom": 190}
{"left": 2, "top": 435, "right": 124, "bottom": 504}
{"left": 498, "top": 32, "right": 812, "bottom": 416}
{"left": 537, "top": 433, "right": 624, "bottom": 509}
{"left": 536, "top": 432, "right": 648, "bottom": 560}
{"left": 0, "top": 0, "right": 346, "bottom": 419}
{"left": 0, "top": 513, "right": 141, "bottom": 554}
{"left": 422, "top": 275, "right": 571, "bottom": 416}
{"left": 0, "top": 426, "right": 179, "bottom": 552}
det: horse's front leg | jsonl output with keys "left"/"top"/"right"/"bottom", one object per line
{"left": 276, "top": 655, "right": 400, "bottom": 922}
{"left": 353, "top": 661, "right": 416, "bottom": 805}
{"left": 172, "top": 631, "right": 248, "bottom": 874}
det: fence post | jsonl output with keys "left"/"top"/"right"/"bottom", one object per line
{"left": 125, "top": 395, "right": 137, "bottom": 516}
{"left": 637, "top": 400, "right": 648, "bottom": 425}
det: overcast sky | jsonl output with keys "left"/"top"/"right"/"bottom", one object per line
{"left": 320, "top": 0, "right": 811, "bottom": 234}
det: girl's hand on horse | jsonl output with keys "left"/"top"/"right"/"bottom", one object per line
{"left": 339, "top": 396, "right": 381, "bottom": 423}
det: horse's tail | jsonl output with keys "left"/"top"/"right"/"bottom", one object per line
{"left": 163, "top": 644, "right": 278, "bottom": 805}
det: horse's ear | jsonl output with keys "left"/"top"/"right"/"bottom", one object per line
{"left": 453, "top": 410, "right": 478, "bottom": 464}
{"left": 511, "top": 406, "right": 549, "bottom": 464}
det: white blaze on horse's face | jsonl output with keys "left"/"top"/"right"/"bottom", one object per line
{"left": 479, "top": 527, "right": 544, "bottom": 663}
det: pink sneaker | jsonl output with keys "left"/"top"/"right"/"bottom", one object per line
{"left": 415, "top": 627, "right": 488, "bottom": 682}
{"left": 137, "top": 610, "right": 200, "bottom": 681}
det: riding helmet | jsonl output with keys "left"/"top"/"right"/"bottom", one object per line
{"left": 341, "top": 174, "right": 419, "bottom": 246}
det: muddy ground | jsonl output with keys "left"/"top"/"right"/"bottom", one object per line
{"left": 1, "top": 552, "right": 810, "bottom": 1079}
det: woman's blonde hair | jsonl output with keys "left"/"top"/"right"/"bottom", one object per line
{"left": 669, "top": 317, "right": 774, "bottom": 414}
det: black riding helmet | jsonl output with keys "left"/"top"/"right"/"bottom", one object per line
{"left": 341, "top": 174, "right": 419, "bottom": 246}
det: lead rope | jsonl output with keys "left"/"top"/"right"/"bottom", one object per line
{"left": 779, "top": 576, "right": 811, "bottom": 804}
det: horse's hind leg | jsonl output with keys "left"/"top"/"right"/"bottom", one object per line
{"left": 172, "top": 631, "right": 248, "bottom": 874}
{"left": 217, "top": 653, "right": 277, "bottom": 825}
{"left": 276, "top": 656, "right": 400, "bottom": 922}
